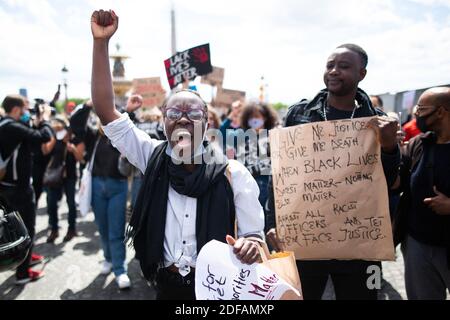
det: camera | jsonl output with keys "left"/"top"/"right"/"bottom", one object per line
{"left": 31, "top": 98, "right": 56, "bottom": 117}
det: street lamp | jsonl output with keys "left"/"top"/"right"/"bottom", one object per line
{"left": 61, "top": 65, "right": 68, "bottom": 105}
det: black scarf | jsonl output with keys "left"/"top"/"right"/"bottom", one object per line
{"left": 126, "top": 142, "right": 236, "bottom": 280}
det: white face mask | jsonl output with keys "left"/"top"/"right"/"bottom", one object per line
{"left": 56, "top": 129, "right": 67, "bottom": 141}
{"left": 248, "top": 118, "right": 264, "bottom": 129}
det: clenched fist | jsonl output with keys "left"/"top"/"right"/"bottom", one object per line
{"left": 126, "top": 94, "right": 144, "bottom": 113}
{"left": 91, "top": 9, "right": 119, "bottom": 40}
{"left": 367, "top": 116, "right": 399, "bottom": 153}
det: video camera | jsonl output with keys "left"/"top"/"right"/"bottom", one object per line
{"left": 31, "top": 98, "right": 56, "bottom": 118}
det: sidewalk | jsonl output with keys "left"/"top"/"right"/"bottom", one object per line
{"left": 1, "top": 196, "right": 409, "bottom": 300}
{"left": 0, "top": 197, "right": 155, "bottom": 300}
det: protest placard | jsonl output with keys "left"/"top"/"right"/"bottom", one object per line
{"left": 214, "top": 88, "right": 246, "bottom": 108}
{"left": 269, "top": 117, "right": 395, "bottom": 261}
{"left": 201, "top": 66, "right": 225, "bottom": 87}
{"left": 164, "top": 44, "right": 213, "bottom": 89}
{"left": 195, "top": 240, "right": 301, "bottom": 300}
{"left": 131, "top": 77, "right": 166, "bottom": 108}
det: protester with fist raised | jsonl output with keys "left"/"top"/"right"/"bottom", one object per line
{"left": 90, "top": 10, "right": 264, "bottom": 299}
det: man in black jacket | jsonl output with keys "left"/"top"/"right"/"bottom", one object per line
{"left": 266, "top": 44, "right": 401, "bottom": 300}
{"left": 399, "top": 87, "right": 450, "bottom": 300}
{"left": 0, "top": 94, "right": 53, "bottom": 284}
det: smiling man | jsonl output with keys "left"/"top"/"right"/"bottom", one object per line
{"left": 266, "top": 44, "right": 401, "bottom": 300}
{"left": 90, "top": 9, "right": 264, "bottom": 300}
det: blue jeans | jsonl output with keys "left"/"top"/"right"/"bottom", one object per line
{"left": 91, "top": 177, "right": 128, "bottom": 276}
{"left": 255, "top": 175, "right": 270, "bottom": 233}
{"left": 255, "top": 175, "right": 269, "bottom": 211}
{"left": 47, "top": 178, "right": 77, "bottom": 231}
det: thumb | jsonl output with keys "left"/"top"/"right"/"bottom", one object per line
{"left": 226, "top": 235, "right": 236, "bottom": 246}
{"left": 110, "top": 10, "right": 119, "bottom": 26}
{"left": 433, "top": 186, "right": 444, "bottom": 196}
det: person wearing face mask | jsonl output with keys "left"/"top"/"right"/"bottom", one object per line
{"left": 395, "top": 87, "right": 450, "bottom": 300}
{"left": 31, "top": 90, "right": 61, "bottom": 207}
{"left": 91, "top": 10, "right": 265, "bottom": 300}
{"left": 45, "top": 118, "right": 85, "bottom": 243}
{"left": 0, "top": 94, "right": 53, "bottom": 284}
{"left": 238, "top": 103, "right": 279, "bottom": 227}
{"left": 78, "top": 116, "right": 131, "bottom": 290}
{"left": 219, "top": 100, "right": 244, "bottom": 159}
{"left": 205, "top": 105, "right": 222, "bottom": 146}
{"left": 402, "top": 106, "right": 421, "bottom": 143}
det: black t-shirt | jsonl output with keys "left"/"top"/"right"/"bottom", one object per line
{"left": 409, "top": 143, "right": 450, "bottom": 246}
{"left": 31, "top": 139, "right": 52, "bottom": 169}
{"left": 324, "top": 105, "right": 357, "bottom": 121}
{"left": 48, "top": 138, "right": 82, "bottom": 180}
{"left": 91, "top": 134, "right": 126, "bottom": 180}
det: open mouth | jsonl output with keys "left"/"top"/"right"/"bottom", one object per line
{"left": 175, "top": 130, "right": 192, "bottom": 148}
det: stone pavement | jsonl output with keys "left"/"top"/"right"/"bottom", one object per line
{"left": 0, "top": 195, "right": 410, "bottom": 300}
{"left": 0, "top": 196, "right": 155, "bottom": 300}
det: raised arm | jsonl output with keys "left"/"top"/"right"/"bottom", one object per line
{"left": 90, "top": 9, "right": 121, "bottom": 125}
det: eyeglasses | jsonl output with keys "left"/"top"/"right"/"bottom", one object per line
{"left": 415, "top": 105, "right": 438, "bottom": 117}
{"left": 165, "top": 108, "right": 206, "bottom": 122}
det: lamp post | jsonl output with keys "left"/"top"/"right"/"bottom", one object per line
{"left": 61, "top": 65, "right": 68, "bottom": 106}
{"left": 259, "top": 76, "right": 265, "bottom": 103}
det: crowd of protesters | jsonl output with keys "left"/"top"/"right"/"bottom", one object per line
{"left": 0, "top": 8, "right": 449, "bottom": 300}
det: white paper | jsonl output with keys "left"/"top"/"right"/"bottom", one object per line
{"left": 195, "top": 240, "right": 301, "bottom": 300}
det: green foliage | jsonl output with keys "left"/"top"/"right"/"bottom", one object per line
{"left": 54, "top": 98, "right": 88, "bottom": 114}
{"left": 272, "top": 102, "right": 288, "bottom": 111}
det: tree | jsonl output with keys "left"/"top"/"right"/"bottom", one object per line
{"left": 272, "top": 102, "right": 288, "bottom": 111}
{"left": 55, "top": 98, "right": 88, "bottom": 114}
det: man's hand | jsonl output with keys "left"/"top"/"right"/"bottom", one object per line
{"left": 368, "top": 116, "right": 399, "bottom": 153}
{"left": 91, "top": 9, "right": 118, "bottom": 40}
{"left": 126, "top": 94, "right": 143, "bottom": 113}
{"left": 85, "top": 99, "right": 94, "bottom": 108}
{"left": 40, "top": 104, "right": 52, "bottom": 122}
{"left": 67, "top": 143, "right": 76, "bottom": 153}
{"left": 424, "top": 186, "right": 450, "bottom": 215}
{"left": 225, "top": 148, "right": 236, "bottom": 160}
{"left": 226, "top": 235, "right": 261, "bottom": 265}
{"left": 266, "top": 228, "right": 285, "bottom": 252}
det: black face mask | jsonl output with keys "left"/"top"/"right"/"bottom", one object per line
{"left": 416, "top": 108, "right": 438, "bottom": 133}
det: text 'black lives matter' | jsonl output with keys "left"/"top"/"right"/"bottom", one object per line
{"left": 164, "top": 43, "right": 213, "bottom": 89}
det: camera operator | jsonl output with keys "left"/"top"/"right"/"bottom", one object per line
{"left": 31, "top": 87, "right": 60, "bottom": 204}
{"left": 0, "top": 94, "right": 53, "bottom": 284}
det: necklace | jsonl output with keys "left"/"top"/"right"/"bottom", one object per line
{"left": 323, "top": 101, "right": 359, "bottom": 121}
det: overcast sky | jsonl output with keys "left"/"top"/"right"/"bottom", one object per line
{"left": 1, "top": 0, "right": 449, "bottom": 106}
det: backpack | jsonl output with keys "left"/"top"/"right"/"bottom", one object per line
{"left": 0, "top": 199, "right": 32, "bottom": 272}
{"left": 0, "top": 118, "right": 20, "bottom": 181}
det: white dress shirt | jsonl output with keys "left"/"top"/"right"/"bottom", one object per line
{"left": 103, "top": 113, "right": 265, "bottom": 276}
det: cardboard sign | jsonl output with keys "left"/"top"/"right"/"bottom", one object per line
{"left": 195, "top": 240, "right": 301, "bottom": 300}
{"left": 269, "top": 117, "right": 395, "bottom": 261}
{"left": 132, "top": 77, "right": 166, "bottom": 108}
{"left": 164, "top": 44, "right": 213, "bottom": 89}
{"left": 214, "top": 88, "right": 246, "bottom": 107}
{"left": 201, "top": 66, "right": 225, "bottom": 87}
